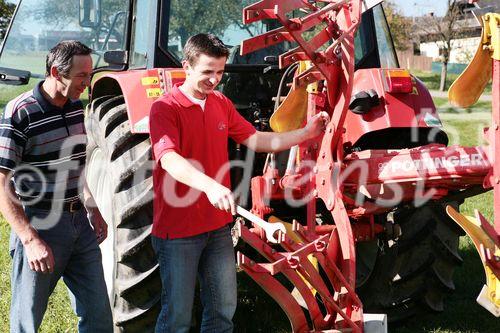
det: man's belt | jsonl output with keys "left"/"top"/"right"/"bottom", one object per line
{"left": 30, "top": 200, "right": 83, "bottom": 212}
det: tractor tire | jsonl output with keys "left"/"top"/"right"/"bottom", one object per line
{"left": 85, "top": 95, "right": 160, "bottom": 332}
{"left": 356, "top": 201, "right": 464, "bottom": 322}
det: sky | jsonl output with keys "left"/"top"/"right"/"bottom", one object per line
{"left": 394, "top": 1, "right": 450, "bottom": 17}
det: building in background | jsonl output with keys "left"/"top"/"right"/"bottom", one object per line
{"left": 416, "top": 0, "right": 499, "bottom": 73}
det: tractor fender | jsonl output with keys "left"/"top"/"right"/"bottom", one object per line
{"left": 90, "top": 68, "right": 186, "bottom": 134}
{"left": 344, "top": 68, "right": 444, "bottom": 147}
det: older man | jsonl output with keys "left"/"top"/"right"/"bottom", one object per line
{"left": 0, "top": 40, "right": 112, "bottom": 333}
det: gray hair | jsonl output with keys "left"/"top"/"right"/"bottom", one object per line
{"left": 45, "top": 40, "right": 92, "bottom": 77}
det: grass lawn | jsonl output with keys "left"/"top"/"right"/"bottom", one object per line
{"left": 0, "top": 80, "right": 89, "bottom": 111}
{"left": 0, "top": 84, "right": 498, "bottom": 332}
{"left": 0, "top": 82, "right": 39, "bottom": 111}
{"left": 433, "top": 97, "right": 492, "bottom": 113}
{"left": 0, "top": 222, "right": 78, "bottom": 332}
{"left": 411, "top": 70, "right": 492, "bottom": 95}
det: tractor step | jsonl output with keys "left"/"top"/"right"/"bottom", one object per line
{"left": 363, "top": 314, "right": 388, "bottom": 333}
{"left": 315, "top": 314, "right": 387, "bottom": 333}
{"left": 477, "top": 285, "right": 500, "bottom": 317}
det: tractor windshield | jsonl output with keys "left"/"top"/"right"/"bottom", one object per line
{"left": 1, "top": 0, "right": 398, "bottom": 78}
{"left": 166, "top": 1, "right": 396, "bottom": 69}
{"left": 0, "top": 0, "right": 129, "bottom": 78}
{"left": 166, "top": 0, "right": 293, "bottom": 66}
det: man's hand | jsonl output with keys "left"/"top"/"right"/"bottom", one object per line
{"left": 160, "top": 152, "right": 237, "bottom": 214}
{"left": 88, "top": 207, "right": 108, "bottom": 244}
{"left": 304, "top": 111, "right": 330, "bottom": 139}
{"left": 205, "top": 183, "right": 236, "bottom": 215}
{"left": 23, "top": 235, "right": 55, "bottom": 274}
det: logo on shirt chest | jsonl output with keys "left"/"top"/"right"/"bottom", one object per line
{"left": 217, "top": 122, "right": 227, "bottom": 131}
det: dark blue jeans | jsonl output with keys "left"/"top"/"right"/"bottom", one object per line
{"left": 152, "top": 224, "right": 237, "bottom": 333}
{"left": 9, "top": 207, "right": 113, "bottom": 333}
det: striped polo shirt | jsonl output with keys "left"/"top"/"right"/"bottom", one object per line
{"left": 0, "top": 81, "right": 86, "bottom": 205}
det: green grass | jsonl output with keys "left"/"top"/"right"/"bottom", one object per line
{"left": 412, "top": 70, "right": 460, "bottom": 91}
{"left": 0, "top": 221, "right": 78, "bottom": 332}
{"left": 0, "top": 81, "right": 39, "bottom": 111}
{"left": 433, "top": 97, "right": 492, "bottom": 114}
{"left": 0, "top": 53, "right": 48, "bottom": 75}
{"left": 411, "top": 70, "right": 493, "bottom": 95}
{"left": 0, "top": 80, "right": 89, "bottom": 112}
{"left": 0, "top": 87, "right": 497, "bottom": 332}
{"left": 440, "top": 115, "right": 493, "bottom": 223}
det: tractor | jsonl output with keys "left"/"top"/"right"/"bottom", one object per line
{"left": 1, "top": 0, "right": 499, "bottom": 332}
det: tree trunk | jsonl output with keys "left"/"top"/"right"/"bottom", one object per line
{"left": 439, "top": 62, "right": 448, "bottom": 92}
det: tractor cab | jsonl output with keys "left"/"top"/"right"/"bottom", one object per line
{"left": 1, "top": 0, "right": 396, "bottom": 84}
{"left": 1, "top": 0, "right": 402, "bottom": 142}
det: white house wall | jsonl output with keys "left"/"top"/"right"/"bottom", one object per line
{"left": 420, "top": 37, "right": 481, "bottom": 64}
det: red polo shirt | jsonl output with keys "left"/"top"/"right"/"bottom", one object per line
{"left": 149, "top": 84, "right": 256, "bottom": 239}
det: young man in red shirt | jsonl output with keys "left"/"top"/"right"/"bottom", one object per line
{"left": 149, "top": 33, "right": 329, "bottom": 333}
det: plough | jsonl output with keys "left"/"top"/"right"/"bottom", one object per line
{"left": 234, "top": 1, "right": 500, "bottom": 331}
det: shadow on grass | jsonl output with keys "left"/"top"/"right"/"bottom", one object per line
{"left": 233, "top": 272, "right": 290, "bottom": 333}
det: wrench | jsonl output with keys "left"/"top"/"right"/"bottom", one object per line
{"left": 236, "top": 206, "right": 286, "bottom": 243}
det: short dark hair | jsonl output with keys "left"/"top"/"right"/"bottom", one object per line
{"left": 45, "top": 40, "right": 92, "bottom": 77}
{"left": 183, "top": 33, "right": 229, "bottom": 66}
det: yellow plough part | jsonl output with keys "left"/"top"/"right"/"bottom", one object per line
{"left": 446, "top": 206, "right": 500, "bottom": 317}
{"left": 448, "top": 13, "right": 500, "bottom": 107}
{"left": 270, "top": 61, "right": 314, "bottom": 133}
{"left": 268, "top": 216, "right": 319, "bottom": 302}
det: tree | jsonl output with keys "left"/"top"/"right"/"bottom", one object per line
{"left": 33, "top": 0, "right": 125, "bottom": 29}
{"left": 0, "top": 0, "right": 15, "bottom": 41}
{"left": 29, "top": 0, "right": 251, "bottom": 52}
{"left": 383, "top": 1, "right": 411, "bottom": 51}
{"left": 420, "top": 0, "right": 465, "bottom": 91}
{"left": 169, "top": 0, "right": 251, "bottom": 47}
{"left": 31, "top": 0, "right": 128, "bottom": 50}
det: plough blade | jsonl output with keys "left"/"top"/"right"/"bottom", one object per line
{"left": 270, "top": 84, "right": 308, "bottom": 132}
{"left": 237, "top": 220, "right": 363, "bottom": 332}
{"left": 270, "top": 61, "right": 311, "bottom": 133}
{"left": 447, "top": 32, "right": 491, "bottom": 107}
{"left": 268, "top": 216, "right": 319, "bottom": 281}
{"left": 237, "top": 252, "right": 311, "bottom": 332}
{"left": 446, "top": 206, "right": 500, "bottom": 316}
{"left": 268, "top": 215, "right": 320, "bottom": 305}
{"left": 448, "top": 13, "right": 500, "bottom": 107}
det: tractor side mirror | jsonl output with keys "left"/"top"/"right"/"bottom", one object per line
{"left": 79, "top": 0, "right": 101, "bottom": 28}
{"left": 104, "top": 50, "right": 128, "bottom": 66}
{"left": 0, "top": 67, "right": 31, "bottom": 85}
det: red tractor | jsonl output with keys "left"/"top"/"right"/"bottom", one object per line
{"left": 1, "top": 0, "right": 498, "bottom": 332}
